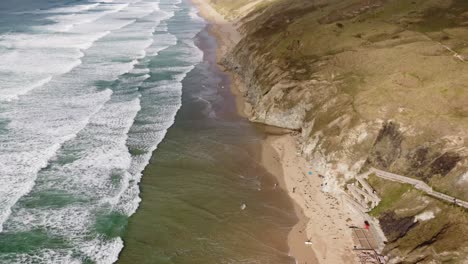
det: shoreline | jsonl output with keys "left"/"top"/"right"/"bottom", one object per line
{"left": 260, "top": 136, "right": 319, "bottom": 264}
{"left": 261, "top": 135, "right": 358, "bottom": 264}
{"left": 118, "top": 18, "right": 296, "bottom": 263}
{"left": 191, "top": 0, "right": 360, "bottom": 263}
{"left": 189, "top": 0, "right": 250, "bottom": 119}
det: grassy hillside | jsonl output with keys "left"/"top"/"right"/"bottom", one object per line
{"left": 209, "top": 0, "right": 468, "bottom": 262}
{"left": 368, "top": 174, "right": 468, "bottom": 262}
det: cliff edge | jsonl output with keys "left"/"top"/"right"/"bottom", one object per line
{"left": 207, "top": 0, "right": 468, "bottom": 262}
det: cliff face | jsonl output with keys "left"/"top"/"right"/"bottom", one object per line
{"left": 211, "top": 0, "right": 468, "bottom": 262}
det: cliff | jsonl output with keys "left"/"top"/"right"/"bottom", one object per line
{"left": 209, "top": 0, "right": 468, "bottom": 262}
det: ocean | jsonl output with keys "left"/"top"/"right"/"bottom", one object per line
{"left": 0, "top": 0, "right": 297, "bottom": 263}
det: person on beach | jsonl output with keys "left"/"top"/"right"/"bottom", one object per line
{"left": 364, "top": 220, "right": 370, "bottom": 230}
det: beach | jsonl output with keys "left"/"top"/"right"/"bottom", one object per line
{"left": 117, "top": 5, "right": 299, "bottom": 262}
{"left": 191, "top": 0, "right": 361, "bottom": 263}
{"left": 2, "top": 0, "right": 466, "bottom": 262}
{"left": 261, "top": 136, "right": 359, "bottom": 263}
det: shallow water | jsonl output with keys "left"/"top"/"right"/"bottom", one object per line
{"left": 118, "top": 23, "right": 297, "bottom": 264}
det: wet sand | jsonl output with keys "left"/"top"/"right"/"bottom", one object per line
{"left": 118, "top": 20, "right": 298, "bottom": 264}
{"left": 190, "top": 0, "right": 360, "bottom": 263}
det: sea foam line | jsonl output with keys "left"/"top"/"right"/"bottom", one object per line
{"left": 0, "top": 88, "right": 114, "bottom": 233}
{"left": 0, "top": 0, "right": 206, "bottom": 263}
{"left": 0, "top": 0, "right": 157, "bottom": 232}
{"left": 0, "top": 1, "right": 145, "bottom": 101}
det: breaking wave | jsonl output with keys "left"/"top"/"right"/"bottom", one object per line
{"left": 0, "top": 0, "right": 205, "bottom": 262}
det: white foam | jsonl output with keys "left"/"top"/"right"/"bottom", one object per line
{"left": 118, "top": 70, "right": 199, "bottom": 216}
{"left": 80, "top": 237, "right": 124, "bottom": 264}
{"left": 0, "top": 0, "right": 166, "bottom": 240}
{"left": 0, "top": 88, "right": 113, "bottom": 233}
{"left": 146, "top": 32, "right": 177, "bottom": 56}
{"left": 116, "top": 0, "right": 206, "bottom": 257}
{"left": 35, "top": 3, "right": 130, "bottom": 32}
{"left": 0, "top": 48, "right": 83, "bottom": 74}
{"left": 0, "top": 76, "right": 52, "bottom": 102}
{"left": 10, "top": 250, "right": 82, "bottom": 264}
{"left": 0, "top": 11, "right": 121, "bottom": 100}
{"left": 0, "top": 0, "right": 207, "bottom": 262}
{"left": 0, "top": 31, "right": 111, "bottom": 50}
{"left": 30, "top": 3, "right": 101, "bottom": 14}
{"left": 189, "top": 7, "right": 204, "bottom": 22}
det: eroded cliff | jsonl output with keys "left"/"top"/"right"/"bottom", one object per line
{"left": 210, "top": 0, "right": 468, "bottom": 262}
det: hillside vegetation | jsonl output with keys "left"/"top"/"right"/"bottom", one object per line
{"left": 209, "top": 0, "right": 468, "bottom": 262}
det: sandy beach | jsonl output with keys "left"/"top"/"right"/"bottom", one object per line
{"left": 261, "top": 135, "right": 360, "bottom": 264}
{"left": 190, "top": 0, "right": 363, "bottom": 263}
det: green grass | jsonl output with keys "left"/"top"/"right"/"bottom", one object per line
{"left": 210, "top": 0, "right": 276, "bottom": 19}
{"left": 391, "top": 199, "right": 468, "bottom": 259}
{"left": 366, "top": 175, "right": 468, "bottom": 260}
{"left": 218, "top": 0, "right": 468, "bottom": 261}
{"left": 344, "top": 178, "right": 357, "bottom": 191}
{"left": 368, "top": 174, "right": 413, "bottom": 216}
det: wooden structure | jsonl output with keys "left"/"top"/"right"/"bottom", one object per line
{"left": 351, "top": 227, "right": 386, "bottom": 264}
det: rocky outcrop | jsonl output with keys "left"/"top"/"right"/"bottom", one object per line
{"left": 365, "top": 122, "right": 403, "bottom": 170}
{"left": 379, "top": 212, "right": 418, "bottom": 243}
